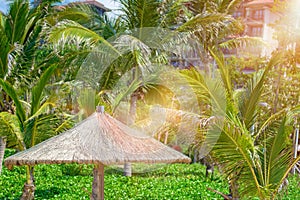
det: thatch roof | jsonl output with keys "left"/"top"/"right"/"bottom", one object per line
{"left": 5, "top": 111, "right": 190, "bottom": 169}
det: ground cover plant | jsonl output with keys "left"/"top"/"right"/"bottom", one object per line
{"left": 0, "top": 149, "right": 299, "bottom": 199}
{"left": 1, "top": 1, "right": 300, "bottom": 199}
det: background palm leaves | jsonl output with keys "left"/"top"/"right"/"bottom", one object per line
{"left": 203, "top": 51, "right": 299, "bottom": 199}
{"left": 0, "top": 0, "right": 299, "bottom": 199}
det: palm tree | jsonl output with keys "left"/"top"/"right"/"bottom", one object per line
{"left": 0, "top": 1, "right": 91, "bottom": 199}
{"left": 106, "top": 0, "right": 189, "bottom": 176}
{"left": 50, "top": 0, "right": 186, "bottom": 176}
{"left": 104, "top": 0, "right": 264, "bottom": 177}
{"left": 181, "top": 49, "right": 300, "bottom": 199}
{"left": 0, "top": 64, "right": 76, "bottom": 199}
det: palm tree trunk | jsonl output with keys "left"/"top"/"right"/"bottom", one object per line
{"left": 0, "top": 137, "right": 6, "bottom": 174}
{"left": 229, "top": 176, "right": 239, "bottom": 200}
{"left": 20, "top": 166, "right": 35, "bottom": 200}
{"left": 164, "top": 131, "right": 169, "bottom": 144}
{"left": 128, "top": 93, "right": 137, "bottom": 126}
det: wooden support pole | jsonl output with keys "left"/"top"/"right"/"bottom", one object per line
{"left": 124, "top": 162, "right": 132, "bottom": 177}
{"left": 91, "top": 163, "right": 104, "bottom": 200}
{"left": 0, "top": 137, "right": 7, "bottom": 174}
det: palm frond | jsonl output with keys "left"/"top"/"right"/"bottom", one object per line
{"left": 0, "top": 79, "right": 26, "bottom": 123}
{"left": 48, "top": 19, "right": 119, "bottom": 55}
{"left": 113, "top": 34, "right": 152, "bottom": 70}
{"left": 54, "top": 114, "right": 75, "bottom": 133}
{"left": 238, "top": 71, "right": 265, "bottom": 129}
{"left": 5, "top": 0, "right": 31, "bottom": 44}
{"left": 0, "top": 12, "right": 4, "bottom": 27}
{"left": 0, "top": 30, "right": 10, "bottom": 79}
{"left": 89, "top": 14, "right": 126, "bottom": 39}
{"left": 209, "top": 48, "right": 233, "bottom": 102}
{"left": 158, "top": 0, "right": 188, "bottom": 26}
{"left": 219, "top": 36, "right": 265, "bottom": 50}
{"left": 265, "top": 117, "right": 292, "bottom": 188}
{"left": 120, "top": 0, "right": 161, "bottom": 30}
{"left": 242, "top": 52, "right": 286, "bottom": 128}
{"left": 209, "top": 113, "right": 262, "bottom": 197}
{"left": 254, "top": 109, "right": 287, "bottom": 140}
{"left": 111, "top": 79, "right": 142, "bottom": 112}
{"left": 0, "top": 112, "right": 24, "bottom": 150}
{"left": 179, "top": 68, "right": 226, "bottom": 114}
{"left": 31, "top": 64, "right": 58, "bottom": 115}
{"left": 178, "top": 12, "right": 233, "bottom": 32}
{"left": 46, "top": 4, "right": 91, "bottom": 26}
{"left": 35, "top": 114, "right": 69, "bottom": 142}
{"left": 26, "top": 102, "right": 55, "bottom": 122}
{"left": 221, "top": 0, "right": 243, "bottom": 14}
{"left": 24, "top": 113, "right": 71, "bottom": 146}
{"left": 274, "top": 154, "right": 300, "bottom": 195}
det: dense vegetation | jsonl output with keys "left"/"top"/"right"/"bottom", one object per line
{"left": 0, "top": 0, "right": 299, "bottom": 199}
{"left": 1, "top": 150, "right": 299, "bottom": 199}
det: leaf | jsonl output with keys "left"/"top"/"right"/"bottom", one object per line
{"left": 261, "top": 118, "right": 288, "bottom": 184}
{"left": 0, "top": 30, "right": 11, "bottom": 79}
{"left": 55, "top": 116, "right": 74, "bottom": 134}
{"left": 219, "top": 36, "right": 265, "bottom": 50}
{"left": 31, "top": 64, "right": 58, "bottom": 115}
{"left": 0, "top": 79, "right": 26, "bottom": 124}
{"left": 0, "top": 112, "right": 24, "bottom": 150}
{"left": 209, "top": 113, "right": 262, "bottom": 197}
{"left": 240, "top": 53, "right": 284, "bottom": 129}
{"left": 5, "top": 0, "right": 30, "bottom": 44}
{"left": 111, "top": 79, "right": 142, "bottom": 112}
{"left": 179, "top": 63, "right": 227, "bottom": 114}
{"left": 209, "top": 48, "right": 233, "bottom": 102}
{"left": 26, "top": 102, "right": 55, "bottom": 122}
{"left": 120, "top": 0, "right": 161, "bottom": 30}
{"left": 48, "top": 19, "right": 119, "bottom": 56}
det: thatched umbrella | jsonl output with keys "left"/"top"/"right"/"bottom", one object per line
{"left": 5, "top": 106, "right": 191, "bottom": 200}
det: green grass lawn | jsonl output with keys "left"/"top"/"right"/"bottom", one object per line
{"left": 0, "top": 149, "right": 299, "bottom": 199}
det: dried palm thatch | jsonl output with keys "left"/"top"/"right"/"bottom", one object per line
{"left": 5, "top": 110, "right": 191, "bottom": 169}
{"left": 5, "top": 107, "right": 190, "bottom": 200}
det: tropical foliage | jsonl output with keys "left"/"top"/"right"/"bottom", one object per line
{"left": 1, "top": 149, "right": 299, "bottom": 199}
{"left": 180, "top": 50, "right": 300, "bottom": 199}
{"left": 0, "top": 0, "right": 93, "bottom": 198}
{"left": 0, "top": 0, "right": 299, "bottom": 199}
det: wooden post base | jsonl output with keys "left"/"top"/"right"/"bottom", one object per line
{"left": 91, "top": 164, "right": 104, "bottom": 200}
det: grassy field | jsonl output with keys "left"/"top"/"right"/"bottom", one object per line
{"left": 0, "top": 149, "right": 299, "bottom": 199}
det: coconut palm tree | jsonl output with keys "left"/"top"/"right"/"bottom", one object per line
{"left": 0, "top": 1, "right": 42, "bottom": 188}
{"left": 0, "top": 64, "right": 76, "bottom": 199}
{"left": 49, "top": 0, "right": 186, "bottom": 176}
{"left": 0, "top": 1, "right": 92, "bottom": 199}
{"left": 105, "top": 0, "right": 190, "bottom": 176}
{"left": 105, "top": 0, "right": 264, "bottom": 177}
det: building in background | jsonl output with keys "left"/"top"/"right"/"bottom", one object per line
{"left": 172, "top": 0, "right": 282, "bottom": 69}
{"left": 231, "top": 0, "right": 280, "bottom": 57}
{"left": 33, "top": 0, "right": 111, "bottom": 15}
{"left": 69, "top": 0, "right": 110, "bottom": 15}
